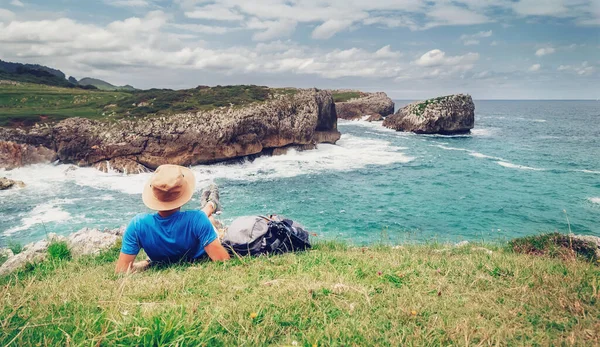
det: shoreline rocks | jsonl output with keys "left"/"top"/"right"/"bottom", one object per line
{"left": 383, "top": 94, "right": 475, "bottom": 134}
{"left": 334, "top": 91, "right": 394, "bottom": 120}
{"left": 0, "top": 140, "right": 57, "bottom": 170}
{"left": 0, "top": 89, "right": 341, "bottom": 172}
{"left": 0, "top": 227, "right": 125, "bottom": 275}
{"left": 0, "top": 177, "right": 25, "bottom": 190}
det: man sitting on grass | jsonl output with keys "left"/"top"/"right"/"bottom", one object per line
{"left": 115, "top": 164, "right": 230, "bottom": 273}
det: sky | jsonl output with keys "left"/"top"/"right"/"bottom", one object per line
{"left": 0, "top": 0, "right": 598, "bottom": 99}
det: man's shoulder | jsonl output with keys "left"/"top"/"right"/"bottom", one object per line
{"left": 181, "top": 210, "right": 208, "bottom": 221}
{"left": 131, "top": 213, "right": 155, "bottom": 225}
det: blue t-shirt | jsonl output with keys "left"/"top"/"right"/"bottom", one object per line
{"left": 121, "top": 210, "right": 218, "bottom": 263}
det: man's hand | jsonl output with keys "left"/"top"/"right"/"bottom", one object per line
{"left": 204, "top": 239, "right": 230, "bottom": 261}
{"left": 115, "top": 253, "right": 138, "bottom": 273}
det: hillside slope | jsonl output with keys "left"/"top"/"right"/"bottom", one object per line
{"left": 78, "top": 77, "right": 136, "bottom": 91}
{"left": 1, "top": 242, "right": 598, "bottom": 345}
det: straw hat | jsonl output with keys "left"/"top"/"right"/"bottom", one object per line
{"left": 142, "top": 164, "right": 196, "bottom": 211}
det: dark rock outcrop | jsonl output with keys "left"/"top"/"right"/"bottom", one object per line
{"left": 383, "top": 94, "right": 474, "bottom": 134}
{"left": 0, "top": 140, "right": 57, "bottom": 169}
{"left": 0, "top": 177, "right": 25, "bottom": 190}
{"left": 334, "top": 91, "right": 394, "bottom": 120}
{"left": 0, "top": 89, "right": 341, "bottom": 171}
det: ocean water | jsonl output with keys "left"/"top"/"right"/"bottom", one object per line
{"left": 1, "top": 100, "right": 599, "bottom": 246}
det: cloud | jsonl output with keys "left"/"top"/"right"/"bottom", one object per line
{"left": 104, "top": 0, "right": 149, "bottom": 7}
{"left": 170, "top": 23, "right": 238, "bottom": 35}
{"left": 247, "top": 18, "right": 297, "bottom": 41}
{"left": 312, "top": 19, "right": 354, "bottom": 39}
{"left": 10, "top": 0, "right": 24, "bottom": 7}
{"left": 185, "top": 4, "right": 244, "bottom": 21}
{"left": 424, "top": 4, "right": 491, "bottom": 28}
{"left": 528, "top": 63, "right": 541, "bottom": 71}
{"left": 0, "top": 8, "right": 15, "bottom": 22}
{"left": 414, "top": 49, "right": 480, "bottom": 67}
{"left": 535, "top": 47, "right": 556, "bottom": 56}
{"left": 558, "top": 61, "right": 595, "bottom": 76}
{"left": 460, "top": 30, "right": 493, "bottom": 45}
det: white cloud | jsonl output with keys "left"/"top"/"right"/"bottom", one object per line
{"left": 170, "top": 23, "right": 237, "bottom": 35}
{"left": 247, "top": 18, "right": 297, "bottom": 41}
{"left": 558, "top": 61, "right": 596, "bottom": 76}
{"left": 424, "top": 4, "right": 491, "bottom": 28}
{"left": 0, "top": 8, "right": 15, "bottom": 22}
{"left": 460, "top": 30, "right": 493, "bottom": 45}
{"left": 374, "top": 45, "right": 402, "bottom": 59}
{"left": 104, "top": 0, "right": 149, "bottom": 7}
{"left": 185, "top": 4, "right": 244, "bottom": 21}
{"left": 414, "top": 49, "right": 480, "bottom": 67}
{"left": 312, "top": 19, "right": 354, "bottom": 39}
{"left": 528, "top": 63, "right": 541, "bottom": 71}
{"left": 535, "top": 47, "right": 556, "bottom": 56}
{"left": 10, "top": 0, "right": 24, "bottom": 7}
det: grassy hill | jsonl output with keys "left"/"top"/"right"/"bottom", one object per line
{"left": 0, "top": 83, "right": 293, "bottom": 126}
{"left": 78, "top": 77, "right": 137, "bottom": 91}
{"left": 0, "top": 82, "right": 130, "bottom": 126}
{"left": 0, "top": 240, "right": 598, "bottom": 346}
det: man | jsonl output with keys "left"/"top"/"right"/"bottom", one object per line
{"left": 115, "top": 164, "right": 230, "bottom": 273}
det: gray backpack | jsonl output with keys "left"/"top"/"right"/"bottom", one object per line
{"left": 221, "top": 215, "right": 311, "bottom": 256}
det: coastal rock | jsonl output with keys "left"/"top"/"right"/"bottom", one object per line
{"left": 334, "top": 91, "right": 395, "bottom": 120}
{"left": 0, "top": 239, "right": 49, "bottom": 276}
{"left": 383, "top": 94, "right": 475, "bottom": 134}
{"left": 0, "top": 248, "right": 14, "bottom": 258}
{"left": 366, "top": 114, "right": 383, "bottom": 122}
{"left": 0, "top": 140, "right": 57, "bottom": 169}
{"left": 0, "top": 89, "right": 341, "bottom": 171}
{"left": 0, "top": 227, "right": 125, "bottom": 275}
{"left": 0, "top": 177, "right": 25, "bottom": 190}
{"left": 94, "top": 157, "right": 150, "bottom": 174}
{"left": 66, "top": 227, "right": 125, "bottom": 257}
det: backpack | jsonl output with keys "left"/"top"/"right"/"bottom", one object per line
{"left": 221, "top": 215, "right": 311, "bottom": 257}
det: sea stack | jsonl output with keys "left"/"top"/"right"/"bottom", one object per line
{"left": 383, "top": 94, "right": 475, "bottom": 134}
{"left": 334, "top": 91, "right": 394, "bottom": 120}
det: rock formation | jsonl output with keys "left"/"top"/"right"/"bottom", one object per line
{"left": 0, "top": 177, "right": 25, "bottom": 190}
{"left": 0, "top": 227, "right": 125, "bottom": 275}
{"left": 334, "top": 91, "right": 395, "bottom": 120}
{"left": 0, "top": 140, "right": 57, "bottom": 169}
{"left": 0, "top": 89, "right": 340, "bottom": 172}
{"left": 383, "top": 94, "right": 475, "bottom": 134}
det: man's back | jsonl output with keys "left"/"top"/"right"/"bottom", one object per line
{"left": 121, "top": 210, "right": 217, "bottom": 263}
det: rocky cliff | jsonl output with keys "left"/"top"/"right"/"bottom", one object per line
{"left": 383, "top": 94, "right": 474, "bottom": 134}
{"left": 334, "top": 91, "right": 394, "bottom": 120}
{"left": 0, "top": 89, "right": 340, "bottom": 172}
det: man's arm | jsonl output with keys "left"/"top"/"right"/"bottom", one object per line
{"left": 204, "top": 239, "right": 230, "bottom": 261}
{"left": 115, "top": 252, "right": 137, "bottom": 273}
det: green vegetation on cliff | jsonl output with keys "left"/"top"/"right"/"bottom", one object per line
{"left": 1, "top": 238, "right": 599, "bottom": 346}
{"left": 0, "top": 83, "right": 287, "bottom": 126}
{"left": 331, "top": 91, "right": 362, "bottom": 103}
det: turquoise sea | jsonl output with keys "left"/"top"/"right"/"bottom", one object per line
{"left": 1, "top": 100, "right": 599, "bottom": 246}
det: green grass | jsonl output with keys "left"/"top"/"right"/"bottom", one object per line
{"left": 332, "top": 91, "right": 362, "bottom": 103}
{"left": 0, "top": 83, "right": 292, "bottom": 126}
{"left": 1, "top": 240, "right": 599, "bottom": 346}
{"left": 0, "top": 83, "right": 129, "bottom": 126}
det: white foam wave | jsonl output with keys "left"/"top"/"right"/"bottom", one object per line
{"left": 0, "top": 134, "right": 413, "bottom": 195}
{"left": 470, "top": 128, "right": 497, "bottom": 137}
{"left": 589, "top": 197, "right": 600, "bottom": 205}
{"left": 576, "top": 169, "right": 600, "bottom": 174}
{"left": 469, "top": 152, "right": 505, "bottom": 161}
{"left": 434, "top": 145, "right": 470, "bottom": 152}
{"left": 496, "top": 161, "right": 545, "bottom": 171}
{"left": 190, "top": 134, "right": 414, "bottom": 182}
{"left": 4, "top": 199, "right": 73, "bottom": 235}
